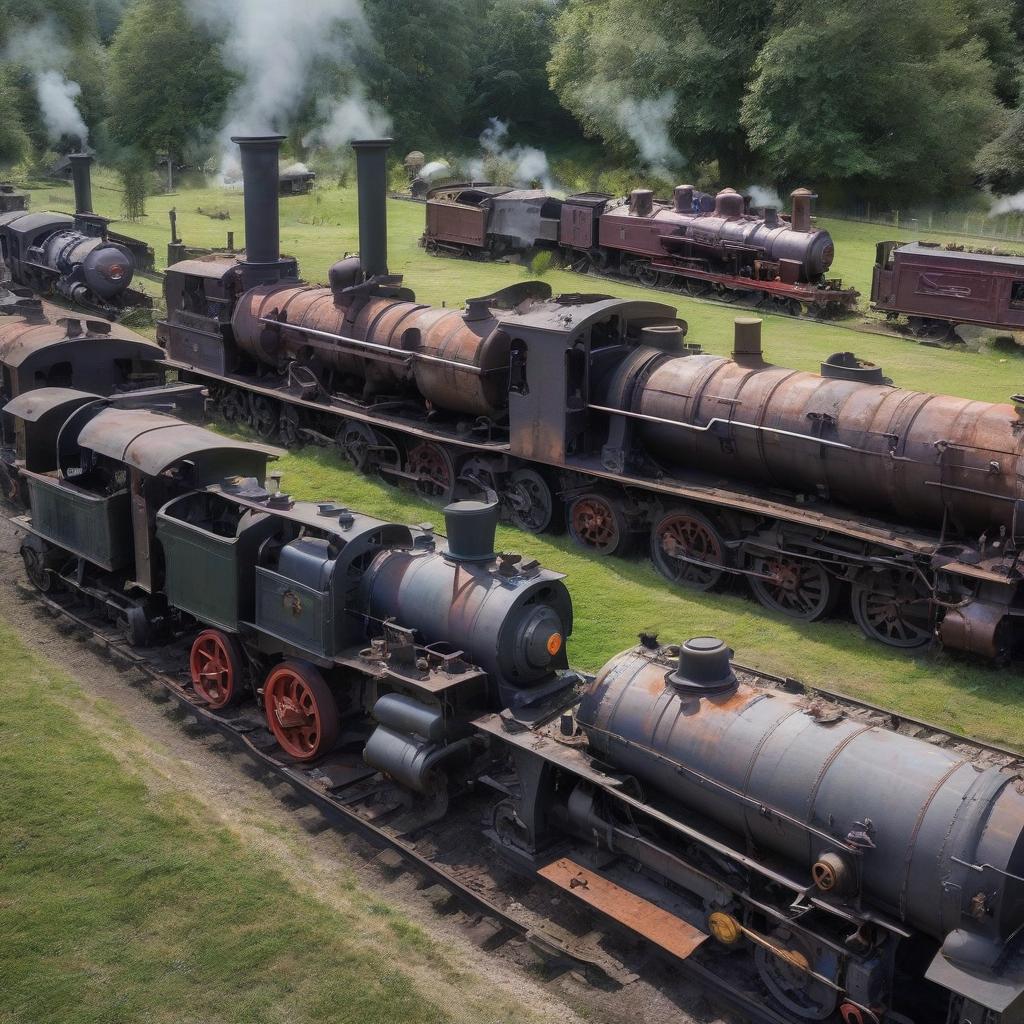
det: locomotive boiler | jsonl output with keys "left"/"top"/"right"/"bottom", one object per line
{"left": 481, "top": 636, "right": 1024, "bottom": 1023}
{"left": 0, "top": 154, "right": 148, "bottom": 315}
{"left": 159, "top": 135, "right": 1023, "bottom": 660}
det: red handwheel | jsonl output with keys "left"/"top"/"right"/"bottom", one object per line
{"left": 189, "top": 629, "right": 245, "bottom": 709}
{"left": 262, "top": 661, "right": 339, "bottom": 762}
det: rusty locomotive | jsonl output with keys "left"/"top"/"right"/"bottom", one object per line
{"left": 155, "top": 135, "right": 1024, "bottom": 660}
{"left": 871, "top": 240, "right": 1024, "bottom": 341}
{"left": 7, "top": 385, "right": 1024, "bottom": 1024}
{"left": 422, "top": 181, "right": 859, "bottom": 316}
{"left": 0, "top": 154, "right": 151, "bottom": 316}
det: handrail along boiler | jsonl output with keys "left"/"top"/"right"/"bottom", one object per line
{"left": 156, "top": 136, "right": 1024, "bottom": 660}
{"left": 8, "top": 388, "right": 1024, "bottom": 1024}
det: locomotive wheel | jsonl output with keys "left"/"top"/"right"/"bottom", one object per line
{"left": 250, "top": 396, "right": 279, "bottom": 440}
{"left": 0, "top": 463, "right": 19, "bottom": 503}
{"left": 637, "top": 265, "right": 660, "bottom": 288}
{"left": 650, "top": 509, "right": 726, "bottom": 591}
{"left": 189, "top": 629, "right": 245, "bottom": 709}
{"left": 745, "top": 551, "right": 841, "bottom": 621}
{"left": 337, "top": 420, "right": 375, "bottom": 473}
{"left": 753, "top": 927, "right": 839, "bottom": 1020}
{"left": 262, "top": 661, "right": 340, "bottom": 762}
{"left": 504, "top": 468, "right": 562, "bottom": 534}
{"left": 850, "top": 571, "right": 933, "bottom": 649}
{"left": 407, "top": 441, "right": 457, "bottom": 502}
{"left": 568, "top": 493, "right": 633, "bottom": 556}
{"left": 218, "top": 387, "right": 248, "bottom": 424}
{"left": 908, "top": 317, "right": 953, "bottom": 343}
{"left": 278, "top": 405, "right": 301, "bottom": 448}
{"left": 684, "top": 278, "right": 711, "bottom": 297}
{"left": 20, "top": 542, "right": 58, "bottom": 593}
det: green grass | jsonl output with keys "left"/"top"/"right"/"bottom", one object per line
{"left": 0, "top": 618, "right": 527, "bottom": 1024}
{"left": 267, "top": 444, "right": 1024, "bottom": 750}
{"left": 24, "top": 170, "right": 1024, "bottom": 746}
{"left": 29, "top": 171, "right": 1024, "bottom": 405}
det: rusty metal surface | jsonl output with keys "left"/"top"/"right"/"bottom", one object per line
{"left": 538, "top": 857, "right": 709, "bottom": 960}
{"left": 937, "top": 600, "right": 1012, "bottom": 659}
{"left": 576, "top": 644, "right": 1024, "bottom": 946}
{"left": 628, "top": 348, "right": 1024, "bottom": 536}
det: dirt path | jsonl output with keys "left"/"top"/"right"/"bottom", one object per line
{"left": 0, "top": 515, "right": 724, "bottom": 1024}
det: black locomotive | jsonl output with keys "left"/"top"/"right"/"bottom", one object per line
{"left": 156, "top": 136, "right": 1024, "bottom": 661}
{"left": 0, "top": 154, "right": 150, "bottom": 316}
{"left": 8, "top": 388, "right": 1024, "bottom": 1024}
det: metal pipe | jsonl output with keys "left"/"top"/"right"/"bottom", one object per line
{"left": 352, "top": 139, "right": 392, "bottom": 279}
{"left": 232, "top": 135, "right": 284, "bottom": 270}
{"left": 69, "top": 153, "right": 93, "bottom": 214}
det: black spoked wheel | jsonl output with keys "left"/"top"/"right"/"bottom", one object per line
{"left": 685, "top": 278, "right": 711, "bottom": 297}
{"left": 21, "top": 543, "right": 56, "bottom": 593}
{"left": 504, "top": 468, "right": 562, "bottom": 534}
{"left": 637, "top": 265, "right": 660, "bottom": 288}
{"left": 278, "top": 405, "right": 301, "bottom": 448}
{"left": 218, "top": 387, "right": 248, "bottom": 425}
{"left": 851, "top": 571, "right": 934, "bottom": 649}
{"left": 650, "top": 508, "right": 726, "bottom": 591}
{"left": 250, "top": 396, "right": 279, "bottom": 439}
{"left": 745, "top": 551, "right": 842, "bottom": 621}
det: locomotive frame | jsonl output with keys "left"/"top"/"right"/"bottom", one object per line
{"left": 154, "top": 137, "right": 1023, "bottom": 662}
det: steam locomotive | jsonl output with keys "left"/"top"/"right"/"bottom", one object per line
{"left": 8, "top": 388, "right": 1023, "bottom": 1024}
{"left": 422, "top": 182, "right": 859, "bottom": 315}
{"left": 156, "top": 136, "right": 1024, "bottom": 660}
{"left": 0, "top": 154, "right": 151, "bottom": 316}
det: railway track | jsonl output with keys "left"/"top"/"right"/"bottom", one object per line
{"left": 11, "top": 550, "right": 1020, "bottom": 1024}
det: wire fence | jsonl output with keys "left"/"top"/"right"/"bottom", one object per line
{"left": 823, "top": 205, "right": 1024, "bottom": 244}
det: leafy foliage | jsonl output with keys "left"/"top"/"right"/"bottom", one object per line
{"left": 106, "top": 0, "right": 234, "bottom": 163}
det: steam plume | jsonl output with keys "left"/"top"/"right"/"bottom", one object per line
{"left": 469, "top": 118, "right": 553, "bottom": 188}
{"left": 579, "top": 83, "right": 681, "bottom": 176}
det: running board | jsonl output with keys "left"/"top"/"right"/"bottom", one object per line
{"left": 538, "top": 857, "right": 709, "bottom": 960}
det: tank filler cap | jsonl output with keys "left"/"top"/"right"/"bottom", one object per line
{"left": 667, "top": 637, "right": 737, "bottom": 695}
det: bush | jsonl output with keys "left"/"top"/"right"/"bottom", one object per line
{"left": 119, "top": 152, "right": 149, "bottom": 221}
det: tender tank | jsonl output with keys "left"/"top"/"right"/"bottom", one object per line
{"left": 610, "top": 334, "right": 1024, "bottom": 534}
{"left": 357, "top": 498, "right": 572, "bottom": 693}
{"left": 577, "top": 640, "right": 1024, "bottom": 947}
{"left": 232, "top": 283, "right": 512, "bottom": 419}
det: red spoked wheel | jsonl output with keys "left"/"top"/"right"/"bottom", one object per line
{"left": 407, "top": 441, "right": 457, "bottom": 503}
{"left": 189, "top": 629, "right": 245, "bottom": 709}
{"left": 650, "top": 508, "right": 726, "bottom": 591}
{"left": 262, "top": 660, "right": 339, "bottom": 762}
{"left": 567, "top": 493, "right": 633, "bottom": 556}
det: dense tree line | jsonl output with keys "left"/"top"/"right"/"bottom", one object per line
{"left": 1, "top": 0, "right": 1024, "bottom": 205}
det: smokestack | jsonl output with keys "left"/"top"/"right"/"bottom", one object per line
{"left": 69, "top": 153, "right": 93, "bottom": 214}
{"left": 732, "top": 317, "right": 763, "bottom": 362}
{"left": 714, "top": 188, "right": 744, "bottom": 219}
{"left": 232, "top": 135, "right": 284, "bottom": 279}
{"left": 352, "top": 138, "right": 392, "bottom": 279}
{"left": 673, "top": 185, "right": 694, "bottom": 213}
{"left": 668, "top": 637, "right": 737, "bottom": 696}
{"left": 443, "top": 493, "right": 499, "bottom": 563}
{"left": 790, "top": 187, "right": 814, "bottom": 232}
{"left": 629, "top": 189, "right": 654, "bottom": 217}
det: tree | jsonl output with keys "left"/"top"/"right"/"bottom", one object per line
{"left": 0, "top": 68, "right": 30, "bottom": 164}
{"left": 976, "top": 77, "right": 1024, "bottom": 195}
{"left": 360, "top": 0, "right": 481, "bottom": 149}
{"left": 548, "top": 0, "right": 772, "bottom": 179}
{"left": 106, "top": 0, "right": 233, "bottom": 165}
{"left": 468, "top": 0, "right": 574, "bottom": 139}
{"left": 740, "top": 0, "right": 1002, "bottom": 203}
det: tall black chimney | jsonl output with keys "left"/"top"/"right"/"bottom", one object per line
{"left": 232, "top": 135, "right": 286, "bottom": 285}
{"left": 69, "top": 153, "right": 93, "bottom": 214}
{"left": 352, "top": 139, "right": 392, "bottom": 279}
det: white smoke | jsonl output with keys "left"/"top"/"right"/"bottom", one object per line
{"left": 282, "top": 162, "right": 312, "bottom": 176}
{"left": 579, "top": 83, "right": 682, "bottom": 176}
{"left": 468, "top": 118, "right": 554, "bottom": 188}
{"left": 746, "top": 184, "right": 783, "bottom": 210}
{"left": 420, "top": 160, "right": 450, "bottom": 181}
{"left": 990, "top": 192, "right": 1024, "bottom": 215}
{"left": 185, "top": 0, "right": 390, "bottom": 165}
{"left": 302, "top": 86, "right": 392, "bottom": 151}
{"left": 3, "top": 21, "right": 88, "bottom": 145}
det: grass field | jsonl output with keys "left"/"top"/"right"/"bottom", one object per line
{"left": 0, "top": 617, "right": 556, "bottom": 1024}
{"left": 19, "top": 167, "right": 1021, "bottom": 747}
{"left": 29, "top": 169, "right": 1024, "bottom": 406}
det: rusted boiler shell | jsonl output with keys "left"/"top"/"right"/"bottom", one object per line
{"left": 232, "top": 284, "right": 511, "bottom": 418}
{"left": 577, "top": 644, "right": 1024, "bottom": 943}
{"left": 626, "top": 351, "right": 1023, "bottom": 534}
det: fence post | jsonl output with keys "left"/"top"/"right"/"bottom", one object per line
{"left": 894, "top": 209, "right": 899, "bottom": 230}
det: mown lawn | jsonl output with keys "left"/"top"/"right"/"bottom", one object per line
{"left": 29, "top": 170, "right": 1024, "bottom": 405}
{"left": 265, "top": 443, "right": 1024, "bottom": 750}
{"left": 0, "top": 618, "right": 524, "bottom": 1024}
{"left": 22, "top": 169, "right": 1024, "bottom": 748}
